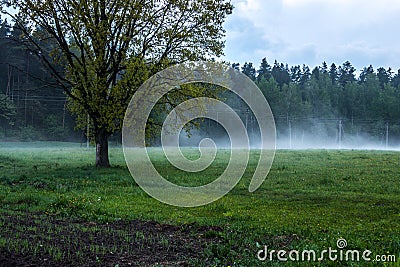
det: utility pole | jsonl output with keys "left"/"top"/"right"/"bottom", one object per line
{"left": 386, "top": 122, "right": 389, "bottom": 149}
{"left": 87, "top": 114, "right": 90, "bottom": 149}
{"left": 289, "top": 120, "right": 292, "bottom": 149}
{"left": 62, "top": 99, "right": 66, "bottom": 130}
{"left": 6, "top": 65, "right": 11, "bottom": 98}
{"left": 338, "top": 120, "right": 343, "bottom": 149}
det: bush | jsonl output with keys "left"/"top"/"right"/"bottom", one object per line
{"left": 44, "top": 115, "right": 67, "bottom": 141}
{"left": 18, "top": 125, "right": 41, "bottom": 141}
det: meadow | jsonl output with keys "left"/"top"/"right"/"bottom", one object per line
{"left": 0, "top": 142, "right": 399, "bottom": 266}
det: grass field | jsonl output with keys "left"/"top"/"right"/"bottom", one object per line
{"left": 0, "top": 142, "right": 399, "bottom": 266}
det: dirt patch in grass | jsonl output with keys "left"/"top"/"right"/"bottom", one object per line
{"left": 0, "top": 211, "right": 225, "bottom": 266}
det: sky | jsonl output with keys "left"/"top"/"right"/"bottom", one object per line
{"left": 222, "top": 0, "right": 400, "bottom": 72}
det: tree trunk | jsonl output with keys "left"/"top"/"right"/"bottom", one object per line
{"left": 95, "top": 128, "right": 111, "bottom": 167}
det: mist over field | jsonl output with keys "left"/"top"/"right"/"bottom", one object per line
{"left": 177, "top": 118, "right": 400, "bottom": 151}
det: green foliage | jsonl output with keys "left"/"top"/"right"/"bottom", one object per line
{"left": 17, "top": 125, "right": 40, "bottom": 141}
{"left": 5, "top": 0, "right": 233, "bottom": 133}
{"left": 0, "top": 93, "right": 15, "bottom": 126}
{"left": 0, "top": 19, "right": 76, "bottom": 141}
{"left": 223, "top": 59, "right": 400, "bottom": 143}
{"left": 241, "top": 62, "right": 256, "bottom": 81}
{"left": 3, "top": 0, "right": 233, "bottom": 165}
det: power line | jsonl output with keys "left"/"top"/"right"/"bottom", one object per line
{"left": 8, "top": 95, "right": 67, "bottom": 102}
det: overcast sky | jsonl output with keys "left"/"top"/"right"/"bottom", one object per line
{"left": 222, "top": 0, "right": 400, "bottom": 72}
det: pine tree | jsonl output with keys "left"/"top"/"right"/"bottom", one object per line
{"left": 377, "top": 67, "right": 392, "bottom": 89}
{"left": 231, "top": 63, "right": 240, "bottom": 71}
{"left": 256, "top": 58, "right": 271, "bottom": 82}
{"left": 290, "top": 65, "right": 302, "bottom": 84}
{"left": 321, "top": 61, "right": 328, "bottom": 73}
{"left": 241, "top": 62, "right": 256, "bottom": 81}
{"left": 329, "top": 63, "right": 338, "bottom": 85}
{"left": 272, "top": 60, "right": 290, "bottom": 87}
{"left": 359, "top": 65, "right": 374, "bottom": 83}
{"left": 391, "top": 69, "right": 400, "bottom": 88}
{"left": 338, "top": 61, "right": 356, "bottom": 86}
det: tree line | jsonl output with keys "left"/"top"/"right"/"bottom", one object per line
{"left": 1, "top": 19, "right": 399, "bottom": 148}
{"left": 228, "top": 59, "right": 400, "bottom": 146}
{"left": 0, "top": 18, "right": 77, "bottom": 141}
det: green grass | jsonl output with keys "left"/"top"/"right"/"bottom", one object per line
{"left": 0, "top": 142, "right": 399, "bottom": 266}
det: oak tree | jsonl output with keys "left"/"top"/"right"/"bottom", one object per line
{"left": 2, "top": 0, "right": 233, "bottom": 166}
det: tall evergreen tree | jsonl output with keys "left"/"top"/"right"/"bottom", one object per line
{"left": 311, "top": 66, "right": 320, "bottom": 80}
{"left": 241, "top": 62, "right": 256, "bottom": 81}
{"left": 256, "top": 76, "right": 283, "bottom": 120}
{"left": 256, "top": 58, "right": 271, "bottom": 82}
{"left": 290, "top": 65, "right": 302, "bottom": 84}
{"left": 231, "top": 62, "right": 240, "bottom": 71}
{"left": 361, "top": 71, "right": 380, "bottom": 119}
{"left": 329, "top": 63, "right": 338, "bottom": 84}
{"left": 391, "top": 69, "right": 400, "bottom": 89}
{"left": 272, "top": 60, "right": 291, "bottom": 87}
{"left": 338, "top": 61, "right": 356, "bottom": 86}
{"left": 359, "top": 65, "right": 374, "bottom": 83}
{"left": 321, "top": 61, "right": 328, "bottom": 73}
{"left": 377, "top": 67, "right": 392, "bottom": 89}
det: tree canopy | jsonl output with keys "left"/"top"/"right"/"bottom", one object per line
{"left": 2, "top": 0, "right": 233, "bottom": 166}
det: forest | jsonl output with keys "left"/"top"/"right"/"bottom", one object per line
{"left": 1, "top": 18, "right": 399, "bottom": 147}
{"left": 0, "top": 19, "right": 77, "bottom": 142}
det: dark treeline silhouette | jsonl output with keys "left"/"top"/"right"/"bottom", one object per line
{"left": 0, "top": 19, "right": 78, "bottom": 141}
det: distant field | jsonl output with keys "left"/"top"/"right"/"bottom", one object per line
{"left": 0, "top": 142, "right": 399, "bottom": 266}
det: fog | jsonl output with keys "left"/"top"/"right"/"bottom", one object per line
{"left": 276, "top": 134, "right": 400, "bottom": 151}
{"left": 177, "top": 119, "right": 400, "bottom": 151}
